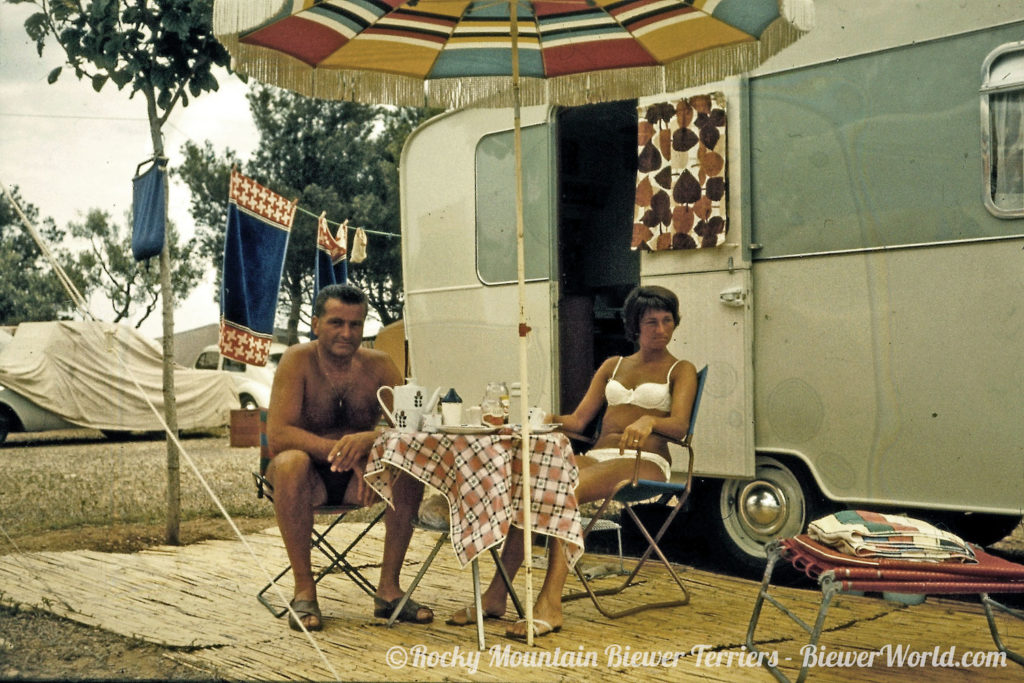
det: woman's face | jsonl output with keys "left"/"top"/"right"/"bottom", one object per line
{"left": 636, "top": 307, "right": 676, "bottom": 348}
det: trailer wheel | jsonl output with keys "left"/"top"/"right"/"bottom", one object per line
{"left": 705, "top": 455, "right": 830, "bottom": 576}
{"left": 944, "top": 513, "right": 1022, "bottom": 547}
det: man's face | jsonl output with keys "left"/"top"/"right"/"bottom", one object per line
{"left": 313, "top": 298, "right": 367, "bottom": 358}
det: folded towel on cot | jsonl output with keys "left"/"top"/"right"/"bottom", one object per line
{"left": 808, "top": 510, "right": 976, "bottom": 563}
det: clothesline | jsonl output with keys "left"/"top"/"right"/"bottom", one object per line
{"left": 294, "top": 203, "right": 399, "bottom": 239}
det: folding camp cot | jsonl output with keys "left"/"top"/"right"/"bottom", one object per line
{"left": 746, "top": 534, "right": 1024, "bottom": 682}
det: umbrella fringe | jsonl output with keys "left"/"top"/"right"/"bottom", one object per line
{"left": 213, "top": 0, "right": 288, "bottom": 35}
{"left": 759, "top": 14, "right": 813, "bottom": 62}
{"left": 217, "top": 11, "right": 812, "bottom": 109}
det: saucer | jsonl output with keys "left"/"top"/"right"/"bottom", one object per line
{"left": 439, "top": 424, "right": 500, "bottom": 435}
{"left": 514, "top": 423, "right": 561, "bottom": 434}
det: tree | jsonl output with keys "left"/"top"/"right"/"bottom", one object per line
{"left": 68, "top": 209, "right": 203, "bottom": 328}
{"left": 177, "top": 86, "right": 436, "bottom": 340}
{"left": 0, "top": 187, "right": 84, "bottom": 324}
{"left": 18, "top": 0, "right": 233, "bottom": 544}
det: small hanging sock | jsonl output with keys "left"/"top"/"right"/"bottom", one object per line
{"left": 351, "top": 227, "right": 368, "bottom": 263}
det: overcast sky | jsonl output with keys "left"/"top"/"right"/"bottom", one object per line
{"left": 0, "top": 2, "right": 257, "bottom": 341}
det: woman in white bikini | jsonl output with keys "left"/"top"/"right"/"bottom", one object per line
{"left": 446, "top": 285, "right": 698, "bottom": 640}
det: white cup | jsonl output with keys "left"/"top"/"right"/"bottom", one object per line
{"left": 441, "top": 402, "right": 463, "bottom": 426}
{"left": 466, "top": 406, "right": 482, "bottom": 425}
{"left": 421, "top": 412, "right": 442, "bottom": 432}
{"left": 528, "top": 406, "right": 546, "bottom": 427}
{"left": 390, "top": 407, "right": 423, "bottom": 433}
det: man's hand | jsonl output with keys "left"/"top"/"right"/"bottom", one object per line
{"left": 328, "top": 431, "right": 375, "bottom": 472}
{"left": 351, "top": 459, "right": 380, "bottom": 507}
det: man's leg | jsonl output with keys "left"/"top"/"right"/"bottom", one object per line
{"left": 374, "top": 471, "right": 433, "bottom": 621}
{"left": 266, "top": 450, "right": 327, "bottom": 629}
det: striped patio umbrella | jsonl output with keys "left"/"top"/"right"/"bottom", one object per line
{"left": 213, "top": 0, "right": 814, "bottom": 645}
{"left": 215, "top": 0, "right": 814, "bottom": 109}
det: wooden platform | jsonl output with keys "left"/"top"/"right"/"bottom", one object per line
{"left": 1, "top": 522, "right": 1022, "bottom": 681}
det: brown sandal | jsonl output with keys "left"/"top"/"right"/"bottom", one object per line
{"left": 373, "top": 596, "right": 433, "bottom": 623}
{"left": 287, "top": 598, "right": 322, "bottom": 632}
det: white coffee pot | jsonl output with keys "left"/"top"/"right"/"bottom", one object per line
{"left": 377, "top": 379, "right": 442, "bottom": 433}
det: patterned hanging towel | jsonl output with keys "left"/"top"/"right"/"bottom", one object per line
{"left": 632, "top": 94, "right": 728, "bottom": 251}
{"left": 131, "top": 158, "right": 166, "bottom": 261}
{"left": 808, "top": 510, "right": 976, "bottom": 563}
{"left": 219, "top": 169, "right": 295, "bottom": 366}
{"left": 315, "top": 214, "right": 348, "bottom": 297}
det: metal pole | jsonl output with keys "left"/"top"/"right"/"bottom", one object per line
{"left": 510, "top": 0, "right": 535, "bottom": 647}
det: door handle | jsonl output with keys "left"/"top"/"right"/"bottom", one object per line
{"left": 719, "top": 286, "right": 747, "bottom": 307}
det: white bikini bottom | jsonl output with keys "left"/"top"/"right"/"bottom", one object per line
{"left": 583, "top": 448, "right": 671, "bottom": 482}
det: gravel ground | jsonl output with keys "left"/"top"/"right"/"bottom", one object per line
{"left": 0, "top": 428, "right": 267, "bottom": 539}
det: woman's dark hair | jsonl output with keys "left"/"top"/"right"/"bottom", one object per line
{"left": 313, "top": 284, "right": 368, "bottom": 318}
{"left": 622, "top": 285, "right": 680, "bottom": 342}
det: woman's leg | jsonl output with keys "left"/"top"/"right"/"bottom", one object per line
{"left": 505, "top": 455, "right": 667, "bottom": 637}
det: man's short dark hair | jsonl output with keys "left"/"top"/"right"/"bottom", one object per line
{"left": 622, "top": 285, "right": 680, "bottom": 342}
{"left": 313, "top": 284, "right": 368, "bottom": 318}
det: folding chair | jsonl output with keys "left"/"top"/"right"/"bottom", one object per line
{"left": 563, "top": 364, "right": 708, "bottom": 618}
{"left": 254, "top": 410, "right": 384, "bottom": 618}
{"left": 746, "top": 534, "right": 1024, "bottom": 682}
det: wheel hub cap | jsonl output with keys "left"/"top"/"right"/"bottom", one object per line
{"left": 737, "top": 481, "right": 789, "bottom": 536}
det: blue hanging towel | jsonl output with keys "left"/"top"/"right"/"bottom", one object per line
{"left": 131, "top": 159, "right": 167, "bottom": 261}
{"left": 219, "top": 169, "right": 294, "bottom": 367}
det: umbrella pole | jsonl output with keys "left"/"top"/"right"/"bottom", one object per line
{"left": 510, "top": 0, "right": 535, "bottom": 647}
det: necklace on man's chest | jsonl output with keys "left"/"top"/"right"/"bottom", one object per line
{"left": 316, "top": 347, "right": 347, "bottom": 411}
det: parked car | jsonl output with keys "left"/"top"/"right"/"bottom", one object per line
{"left": 0, "top": 321, "right": 237, "bottom": 443}
{"left": 193, "top": 343, "right": 286, "bottom": 410}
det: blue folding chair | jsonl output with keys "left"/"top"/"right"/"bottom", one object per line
{"left": 564, "top": 365, "right": 708, "bottom": 618}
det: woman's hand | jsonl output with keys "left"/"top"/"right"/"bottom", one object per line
{"left": 618, "top": 415, "right": 657, "bottom": 453}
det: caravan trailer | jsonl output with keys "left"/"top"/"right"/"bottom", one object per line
{"left": 399, "top": 5, "right": 1024, "bottom": 571}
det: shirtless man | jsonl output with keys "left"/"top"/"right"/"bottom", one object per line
{"left": 446, "top": 285, "right": 697, "bottom": 639}
{"left": 265, "top": 284, "right": 432, "bottom": 631}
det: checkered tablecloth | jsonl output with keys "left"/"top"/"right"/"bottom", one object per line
{"left": 365, "top": 430, "right": 584, "bottom": 568}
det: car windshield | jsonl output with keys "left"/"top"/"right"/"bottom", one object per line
{"left": 195, "top": 351, "right": 219, "bottom": 371}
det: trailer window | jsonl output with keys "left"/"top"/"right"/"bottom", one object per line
{"left": 982, "top": 42, "right": 1024, "bottom": 218}
{"left": 475, "top": 125, "right": 552, "bottom": 285}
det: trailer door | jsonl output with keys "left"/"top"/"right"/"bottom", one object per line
{"left": 639, "top": 86, "right": 753, "bottom": 479}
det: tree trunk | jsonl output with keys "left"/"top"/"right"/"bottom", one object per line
{"left": 161, "top": 236, "right": 181, "bottom": 545}
{"left": 145, "top": 94, "right": 180, "bottom": 546}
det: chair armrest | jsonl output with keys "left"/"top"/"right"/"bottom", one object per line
{"left": 560, "top": 429, "right": 595, "bottom": 445}
{"left": 650, "top": 428, "right": 695, "bottom": 490}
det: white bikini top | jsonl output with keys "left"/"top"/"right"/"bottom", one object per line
{"left": 604, "top": 357, "right": 681, "bottom": 412}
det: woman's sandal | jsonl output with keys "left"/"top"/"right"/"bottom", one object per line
{"left": 445, "top": 605, "right": 503, "bottom": 626}
{"left": 373, "top": 596, "right": 434, "bottom": 623}
{"left": 505, "top": 618, "right": 561, "bottom": 640}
